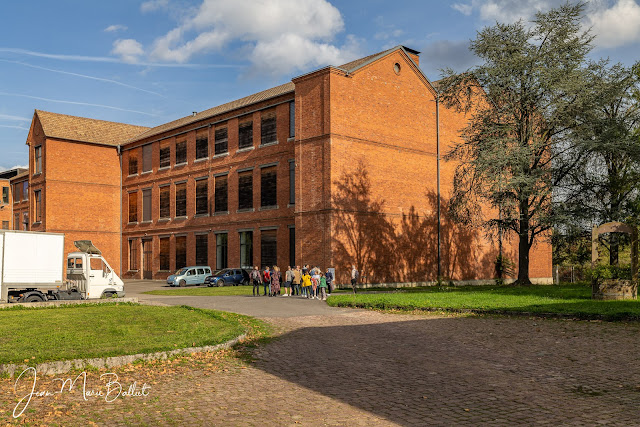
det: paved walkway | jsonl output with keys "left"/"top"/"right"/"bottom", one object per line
{"left": 2, "top": 281, "right": 639, "bottom": 425}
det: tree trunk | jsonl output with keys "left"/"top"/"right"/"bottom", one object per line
{"left": 516, "top": 200, "right": 532, "bottom": 285}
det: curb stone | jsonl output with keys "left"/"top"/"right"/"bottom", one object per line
{"left": 0, "top": 333, "right": 247, "bottom": 377}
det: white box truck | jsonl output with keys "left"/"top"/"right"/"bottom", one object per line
{"left": 0, "top": 230, "right": 125, "bottom": 303}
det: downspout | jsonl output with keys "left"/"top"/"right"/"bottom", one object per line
{"left": 118, "top": 144, "right": 123, "bottom": 277}
{"left": 436, "top": 94, "right": 442, "bottom": 282}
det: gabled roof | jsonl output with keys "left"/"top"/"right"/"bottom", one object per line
{"left": 127, "top": 82, "right": 295, "bottom": 144}
{"left": 35, "top": 110, "right": 149, "bottom": 147}
{"left": 11, "top": 170, "right": 29, "bottom": 181}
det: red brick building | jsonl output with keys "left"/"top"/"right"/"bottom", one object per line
{"left": 21, "top": 46, "right": 552, "bottom": 284}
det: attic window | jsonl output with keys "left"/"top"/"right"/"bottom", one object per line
{"left": 394, "top": 63, "right": 401, "bottom": 75}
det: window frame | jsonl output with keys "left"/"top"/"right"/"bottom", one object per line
{"left": 195, "top": 178, "right": 209, "bottom": 216}
{"left": 175, "top": 182, "right": 187, "bottom": 217}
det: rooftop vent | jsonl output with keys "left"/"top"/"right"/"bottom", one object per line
{"left": 192, "top": 111, "right": 197, "bottom": 117}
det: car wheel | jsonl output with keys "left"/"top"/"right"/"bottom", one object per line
{"left": 241, "top": 279, "right": 248, "bottom": 286}
{"left": 217, "top": 279, "right": 225, "bottom": 287}
{"left": 179, "top": 279, "right": 186, "bottom": 287}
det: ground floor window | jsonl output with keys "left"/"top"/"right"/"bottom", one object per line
{"left": 129, "top": 239, "right": 138, "bottom": 270}
{"left": 261, "top": 229, "right": 277, "bottom": 268}
{"left": 289, "top": 227, "right": 295, "bottom": 268}
{"left": 175, "top": 235, "right": 187, "bottom": 269}
{"left": 195, "top": 234, "right": 208, "bottom": 266}
{"left": 239, "top": 231, "right": 253, "bottom": 268}
{"left": 216, "top": 233, "right": 228, "bottom": 270}
{"left": 159, "top": 237, "right": 170, "bottom": 271}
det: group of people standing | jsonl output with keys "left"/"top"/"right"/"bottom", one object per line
{"left": 249, "top": 265, "right": 337, "bottom": 300}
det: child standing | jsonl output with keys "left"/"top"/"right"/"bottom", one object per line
{"left": 301, "top": 271, "right": 312, "bottom": 298}
{"left": 319, "top": 274, "right": 328, "bottom": 300}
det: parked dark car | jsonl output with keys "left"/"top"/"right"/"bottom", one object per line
{"left": 204, "top": 268, "right": 250, "bottom": 287}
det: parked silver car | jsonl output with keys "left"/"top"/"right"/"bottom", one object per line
{"left": 167, "top": 266, "right": 212, "bottom": 287}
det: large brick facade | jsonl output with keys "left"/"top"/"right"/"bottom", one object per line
{"left": 21, "top": 46, "right": 552, "bottom": 284}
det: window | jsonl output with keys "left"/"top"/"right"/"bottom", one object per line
{"left": 2, "top": 221, "right": 8, "bottom": 230}
{"left": 261, "top": 229, "right": 277, "bottom": 268}
{"left": 261, "top": 166, "right": 277, "bottom": 207}
{"left": 240, "top": 231, "right": 253, "bottom": 268}
{"left": 22, "top": 212, "right": 28, "bottom": 231}
{"left": 22, "top": 181, "right": 28, "bottom": 201}
{"left": 238, "top": 120, "right": 253, "bottom": 149}
{"left": 214, "top": 175, "right": 228, "bottom": 213}
{"left": 128, "top": 192, "right": 138, "bottom": 223}
{"left": 34, "top": 190, "right": 42, "bottom": 223}
{"left": 261, "top": 111, "right": 277, "bottom": 145}
{"left": 195, "top": 234, "right": 208, "bottom": 266}
{"left": 238, "top": 171, "right": 253, "bottom": 210}
{"left": 142, "top": 144, "right": 152, "bottom": 172}
{"left": 1, "top": 186, "right": 8, "bottom": 204}
{"left": 175, "top": 182, "right": 187, "bottom": 217}
{"left": 159, "top": 185, "right": 170, "bottom": 219}
{"left": 14, "top": 213, "right": 20, "bottom": 230}
{"left": 159, "top": 237, "right": 170, "bottom": 271}
{"left": 13, "top": 183, "right": 20, "bottom": 203}
{"left": 196, "top": 178, "right": 208, "bottom": 215}
{"left": 175, "top": 140, "right": 187, "bottom": 165}
{"left": 289, "top": 160, "right": 295, "bottom": 205}
{"left": 196, "top": 130, "right": 208, "bottom": 159}
{"left": 129, "top": 239, "right": 138, "bottom": 270}
{"left": 216, "top": 233, "right": 228, "bottom": 270}
{"left": 34, "top": 146, "right": 42, "bottom": 174}
{"left": 175, "top": 236, "right": 187, "bottom": 269}
{"left": 289, "top": 227, "right": 295, "bottom": 268}
{"left": 159, "top": 142, "right": 170, "bottom": 168}
{"left": 128, "top": 150, "right": 138, "bottom": 175}
{"left": 289, "top": 101, "right": 295, "bottom": 138}
{"left": 142, "top": 189, "right": 152, "bottom": 222}
{"left": 214, "top": 127, "right": 228, "bottom": 155}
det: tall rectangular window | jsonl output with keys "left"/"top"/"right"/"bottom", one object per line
{"left": 22, "top": 212, "right": 28, "bottom": 231}
{"left": 196, "top": 178, "right": 208, "bottom": 215}
{"left": 128, "top": 192, "right": 138, "bottom": 223}
{"left": 261, "top": 166, "right": 277, "bottom": 207}
{"left": 34, "top": 190, "right": 42, "bottom": 223}
{"left": 175, "top": 182, "right": 187, "bottom": 217}
{"left": 261, "top": 111, "right": 277, "bottom": 145}
{"left": 214, "top": 127, "right": 228, "bottom": 155}
{"left": 216, "top": 233, "right": 228, "bottom": 270}
{"left": 261, "top": 229, "right": 277, "bottom": 268}
{"left": 238, "top": 120, "right": 253, "bottom": 149}
{"left": 14, "top": 213, "right": 20, "bottom": 230}
{"left": 159, "top": 237, "right": 170, "bottom": 271}
{"left": 142, "top": 188, "right": 152, "bottom": 222}
{"left": 1, "top": 187, "right": 8, "bottom": 204}
{"left": 159, "top": 142, "right": 170, "bottom": 168}
{"left": 196, "top": 130, "right": 208, "bottom": 159}
{"left": 34, "top": 146, "right": 42, "bottom": 174}
{"left": 13, "top": 183, "right": 20, "bottom": 203}
{"left": 289, "top": 227, "right": 295, "bottom": 268}
{"left": 238, "top": 171, "right": 253, "bottom": 210}
{"left": 175, "top": 140, "right": 187, "bottom": 165}
{"left": 214, "top": 175, "right": 228, "bottom": 213}
{"left": 175, "top": 236, "right": 187, "bottom": 269}
{"left": 195, "top": 234, "right": 208, "bottom": 266}
{"left": 289, "top": 160, "right": 295, "bottom": 205}
{"left": 22, "top": 181, "right": 28, "bottom": 201}
{"left": 129, "top": 239, "right": 138, "bottom": 270}
{"left": 128, "top": 150, "right": 138, "bottom": 175}
{"left": 2, "top": 221, "right": 8, "bottom": 230}
{"left": 289, "top": 101, "right": 295, "bottom": 138}
{"left": 142, "top": 144, "right": 152, "bottom": 172}
{"left": 159, "top": 185, "right": 170, "bottom": 219}
{"left": 240, "top": 231, "right": 253, "bottom": 268}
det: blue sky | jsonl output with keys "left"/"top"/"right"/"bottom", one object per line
{"left": 1, "top": 0, "right": 639, "bottom": 170}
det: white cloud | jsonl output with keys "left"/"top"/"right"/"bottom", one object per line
{"left": 104, "top": 24, "right": 128, "bottom": 33}
{"left": 586, "top": 0, "right": 640, "bottom": 48}
{"left": 134, "top": 0, "right": 358, "bottom": 76}
{"left": 0, "top": 113, "right": 30, "bottom": 122}
{"left": 0, "top": 165, "right": 28, "bottom": 172}
{"left": 452, "top": 3, "right": 473, "bottom": 15}
{"left": 111, "top": 39, "right": 145, "bottom": 63}
{"left": 141, "top": 0, "right": 170, "bottom": 13}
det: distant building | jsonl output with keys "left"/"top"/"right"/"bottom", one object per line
{"left": 20, "top": 46, "right": 552, "bottom": 284}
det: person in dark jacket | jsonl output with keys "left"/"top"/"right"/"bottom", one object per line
{"left": 325, "top": 268, "right": 334, "bottom": 294}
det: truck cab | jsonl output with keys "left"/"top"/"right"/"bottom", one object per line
{"left": 66, "top": 240, "right": 125, "bottom": 299}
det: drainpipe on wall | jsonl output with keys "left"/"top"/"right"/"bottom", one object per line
{"left": 436, "top": 95, "right": 442, "bottom": 283}
{"left": 117, "top": 144, "right": 122, "bottom": 277}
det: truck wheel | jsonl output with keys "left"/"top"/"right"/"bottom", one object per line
{"left": 25, "top": 294, "right": 44, "bottom": 303}
{"left": 179, "top": 280, "right": 186, "bottom": 287}
{"left": 102, "top": 292, "right": 114, "bottom": 299}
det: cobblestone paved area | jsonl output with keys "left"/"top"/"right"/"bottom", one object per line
{"left": 2, "top": 302, "right": 640, "bottom": 425}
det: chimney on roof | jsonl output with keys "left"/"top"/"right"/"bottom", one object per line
{"left": 192, "top": 111, "right": 197, "bottom": 117}
{"left": 402, "top": 46, "right": 421, "bottom": 67}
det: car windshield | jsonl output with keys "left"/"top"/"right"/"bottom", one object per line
{"left": 176, "top": 268, "right": 188, "bottom": 275}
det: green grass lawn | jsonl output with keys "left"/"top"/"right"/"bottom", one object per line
{"left": 0, "top": 303, "right": 258, "bottom": 365}
{"left": 144, "top": 285, "right": 254, "bottom": 296}
{"left": 327, "top": 284, "right": 640, "bottom": 320}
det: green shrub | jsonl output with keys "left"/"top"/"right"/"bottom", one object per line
{"left": 587, "top": 264, "right": 632, "bottom": 280}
